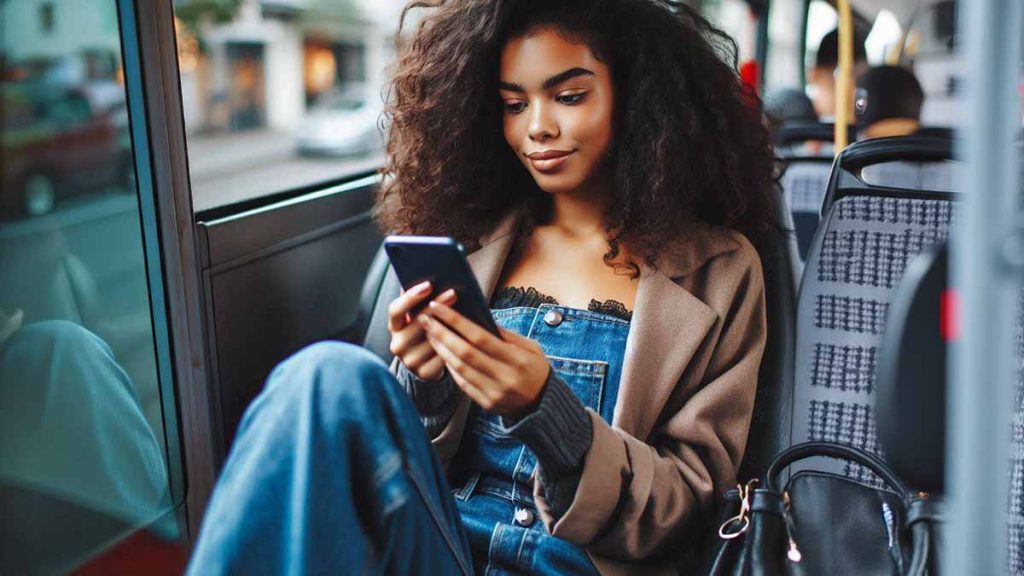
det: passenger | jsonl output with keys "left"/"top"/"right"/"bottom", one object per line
{"left": 188, "top": 1, "right": 773, "bottom": 574}
{"left": 856, "top": 65, "right": 925, "bottom": 139}
{"left": 808, "top": 27, "right": 868, "bottom": 121}
{"left": 762, "top": 87, "right": 822, "bottom": 154}
{"left": 764, "top": 87, "right": 818, "bottom": 128}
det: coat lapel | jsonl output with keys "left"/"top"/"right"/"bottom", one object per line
{"left": 466, "top": 213, "right": 519, "bottom": 300}
{"left": 612, "top": 267, "right": 718, "bottom": 440}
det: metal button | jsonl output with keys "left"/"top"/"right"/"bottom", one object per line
{"left": 514, "top": 507, "right": 535, "bottom": 527}
{"left": 543, "top": 310, "right": 563, "bottom": 327}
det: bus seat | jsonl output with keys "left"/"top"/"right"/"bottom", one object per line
{"left": 738, "top": 185, "right": 798, "bottom": 480}
{"left": 874, "top": 243, "right": 948, "bottom": 494}
{"left": 792, "top": 136, "right": 957, "bottom": 486}
{"left": 775, "top": 122, "right": 853, "bottom": 263}
{"left": 861, "top": 159, "right": 959, "bottom": 193}
{"left": 355, "top": 242, "right": 393, "bottom": 359}
{"left": 875, "top": 242, "right": 1024, "bottom": 572}
{"left": 781, "top": 160, "right": 833, "bottom": 260}
{"left": 360, "top": 244, "right": 400, "bottom": 364}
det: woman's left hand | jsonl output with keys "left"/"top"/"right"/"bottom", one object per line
{"left": 417, "top": 297, "right": 550, "bottom": 418}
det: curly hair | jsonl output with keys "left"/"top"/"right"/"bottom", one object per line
{"left": 378, "top": 0, "right": 776, "bottom": 273}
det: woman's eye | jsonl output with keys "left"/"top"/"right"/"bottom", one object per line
{"left": 557, "top": 92, "right": 586, "bottom": 105}
{"left": 503, "top": 101, "right": 527, "bottom": 114}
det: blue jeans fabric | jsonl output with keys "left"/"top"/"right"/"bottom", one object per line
{"left": 451, "top": 304, "right": 629, "bottom": 575}
{"left": 189, "top": 305, "right": 630, "bottom": 575}
{"left": 187, "top": 342, "right": 473, "bottom": 576}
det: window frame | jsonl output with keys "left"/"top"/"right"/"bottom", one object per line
{"left": 120, "top": 0, "right": 216, "bottom": 538}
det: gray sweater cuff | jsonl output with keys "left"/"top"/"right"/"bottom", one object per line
{"left": 500, "top": 370, "right": 593, "bottom": 481}
{"left": 393, "top": 360, "right": 460, "bottom": 438}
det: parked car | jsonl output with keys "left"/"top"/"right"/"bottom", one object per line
{"left": 1, "top": 83, "right": 134, "bottom": 219}
{"left": 296, "top": 85, "right": 385, "bottom": 157}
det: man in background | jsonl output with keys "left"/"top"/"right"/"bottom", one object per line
{"left": 856, "top": 65, "right": 925, "bottom": 139}
{"left": 809, "top": 27, "right": 868, "bottom": 120}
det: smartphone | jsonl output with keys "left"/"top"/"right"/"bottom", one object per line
{"left": 384, "top": 235, "right": 502, "bottom": 338}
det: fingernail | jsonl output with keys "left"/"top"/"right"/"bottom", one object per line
{"left": 418, "top": 315, "right": 430, "bottom": 326}
{"left": 440, "top": 289, "right": 457, "bottom": 301}
{"left": 413, "top": 281, "right": 431, "bottom": 293}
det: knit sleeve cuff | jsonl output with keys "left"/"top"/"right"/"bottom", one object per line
{"left": 500, "top": 370, "right": 593, "bottom": 481}
{"left": 393, "top": 360, "right": 461, "bottom": 438}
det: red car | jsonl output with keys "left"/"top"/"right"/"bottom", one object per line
{"left": 1, "top": 83, "right": 134, "bottom": 220}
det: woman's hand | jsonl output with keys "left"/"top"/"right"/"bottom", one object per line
{"left": 387, "top": 281, "right": 457, "bottom": 380}
{"left": 418, "top": 300, "right": 550, "bottom": 418}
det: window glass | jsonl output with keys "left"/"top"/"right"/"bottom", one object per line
{"left": 175, "top": 0, "right": 403, "bottom": 211}
{"left": 804, "top": 0, "right": 839, "bottom": 74}
{"left": 763, "top": 0, "right": 803, "bottom": 91}
{"left": 695, "top": 0, "right": 758, "bottom": 64}
{"left": 1, "top": 0, "right": 179, "bottom": 571}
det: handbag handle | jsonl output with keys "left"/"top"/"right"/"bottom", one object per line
{"left": 765, "top": 442, "right": 910, "bottom": 496}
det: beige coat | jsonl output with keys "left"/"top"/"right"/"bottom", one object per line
{"left": 434, "top": 214, "right": 767, "bottom": 575}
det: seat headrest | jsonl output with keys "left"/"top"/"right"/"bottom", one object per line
{"left": 875, "top": 243, "right": 948, "bottom": 493}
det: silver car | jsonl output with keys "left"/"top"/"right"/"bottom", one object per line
{"left": 296, "top": 85, "right": 385, "bottom": 157}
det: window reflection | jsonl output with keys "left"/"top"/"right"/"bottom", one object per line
{"left": 1, "top": 0, "right": 177, "bottom": 571}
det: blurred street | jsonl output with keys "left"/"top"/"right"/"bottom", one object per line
{"left": 185, "top": 129, "right": 383, "bottom": 212}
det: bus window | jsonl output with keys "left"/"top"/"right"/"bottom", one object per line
{"left": 698, "top": 0, "right": 759, "bottom": 64}
{"left": 174, "top": 2, "right": 402, "bottom": 212}
{"left": 898, "top": 1, "right": 961, "bottom": 126}
{"left": 1, "top": 0, "right": 182, "bottom": 571}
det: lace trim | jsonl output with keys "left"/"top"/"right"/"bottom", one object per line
{"left": 492, "top": 285, "right": 633, "bottom": 321}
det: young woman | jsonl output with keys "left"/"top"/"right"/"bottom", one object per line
{"left": 188, "top": 1, "right": 775, "bottom": 574}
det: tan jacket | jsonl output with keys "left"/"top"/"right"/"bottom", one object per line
{"left": 435, "top": 214, "right": 767, "bottom": 575}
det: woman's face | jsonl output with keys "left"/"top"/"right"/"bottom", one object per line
{"left": 499, "top": 27, "right": 615, "bottom": 197}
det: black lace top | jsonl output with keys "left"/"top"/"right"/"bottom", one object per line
{"left": 491, "top": 286, "right": 633, "bottom": 322}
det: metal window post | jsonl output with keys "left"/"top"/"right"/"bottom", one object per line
{"left": 948, "top": 0, "right": 1023, "bottom": 574}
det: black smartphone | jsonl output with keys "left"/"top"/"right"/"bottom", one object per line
{"left": 384, "top": 235, "right": 502, "bottom": 338}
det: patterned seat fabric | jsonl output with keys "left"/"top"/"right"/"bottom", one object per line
{"left": 780, "top": 160, "right": 833, "bottom": 261}
{"left": 793, "top": 195, "right": 956, "bottom": 485}
{"left": 1010, "top": 296, "right": 1024, "bottom": 573}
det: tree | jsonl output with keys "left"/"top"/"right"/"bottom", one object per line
{"left": 175, "top": 0, "right": 244, "bottom": 41}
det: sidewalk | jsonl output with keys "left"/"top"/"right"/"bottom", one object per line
{"left": 184, "top": 129, "right": 295, "bottom": 181}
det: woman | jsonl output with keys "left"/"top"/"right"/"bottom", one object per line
{"left": 188, "top": 0, "right": 775, "bottom": 574}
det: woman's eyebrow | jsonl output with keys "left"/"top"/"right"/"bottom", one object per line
{"left": 498, "top": 67, "right": 596, "bottom": 93}
{"left": 542, "top": 67, "right": 595, "bottom": 89}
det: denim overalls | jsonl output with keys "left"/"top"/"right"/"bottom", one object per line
{"left": 451, "top": 302, "right": 630, "bottom": 575}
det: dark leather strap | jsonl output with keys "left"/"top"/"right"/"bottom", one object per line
{"left": 765, "top": 442, "right": 909, "bottom": 495}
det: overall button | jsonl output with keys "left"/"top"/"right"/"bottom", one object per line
{"left": 543, "top": 310, "right": 563, "bottom": 327}
{"left": 514, "top": 507, "right": 535, "bottom": 527}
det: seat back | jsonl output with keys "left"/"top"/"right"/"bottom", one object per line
{"left": 738, "top": 186, "right": 799, "bottom": 480}
{"left": 775, "top": 121, "right": 851, "bottom": 262}
{"left": 780, "top": 159, "right": 833, "bottom": 260}
{"left": 360, "top": 244, "right": 400, "bottom": 364}
{"left": 792, "top": 136, "right": 957, "bottom": 486}
{"left": 874, "top": 243, "right": 948, "bottom": 493}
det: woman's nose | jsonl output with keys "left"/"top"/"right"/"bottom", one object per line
{"left": 528, "top": 102, "right": 559, "bottom": 142}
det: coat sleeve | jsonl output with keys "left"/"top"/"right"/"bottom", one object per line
{"left": 531, "top": 246, "right": 767, "bottom": 560}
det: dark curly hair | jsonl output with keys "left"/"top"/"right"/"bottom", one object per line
{"left": 378, "top": 0, "right": 776, "bottom": 274}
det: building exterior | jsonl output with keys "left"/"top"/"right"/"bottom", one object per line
{"left": 176, "top": 0, "right": 404, "bottom": 134}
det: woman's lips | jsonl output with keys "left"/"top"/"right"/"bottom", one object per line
{"left": 527, "top": 150, "right": 574, "bottom": 173}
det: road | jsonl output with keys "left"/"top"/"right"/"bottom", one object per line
{"left": 185, "top": 129, "right": 384, "bottom": 212}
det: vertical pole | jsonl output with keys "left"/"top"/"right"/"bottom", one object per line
{"left": 833, "top": 0, "right": 853, "bottom": 153}
{"left": 948, "top": 0, "right": 1023, "bottom": 574}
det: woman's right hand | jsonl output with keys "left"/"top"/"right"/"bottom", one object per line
{"left": 387, "top": 281, "right": 457, "bottom": 380}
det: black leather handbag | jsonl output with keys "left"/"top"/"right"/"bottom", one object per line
{"left": 701, "top": 442, "right": 942, "bottom": 576}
